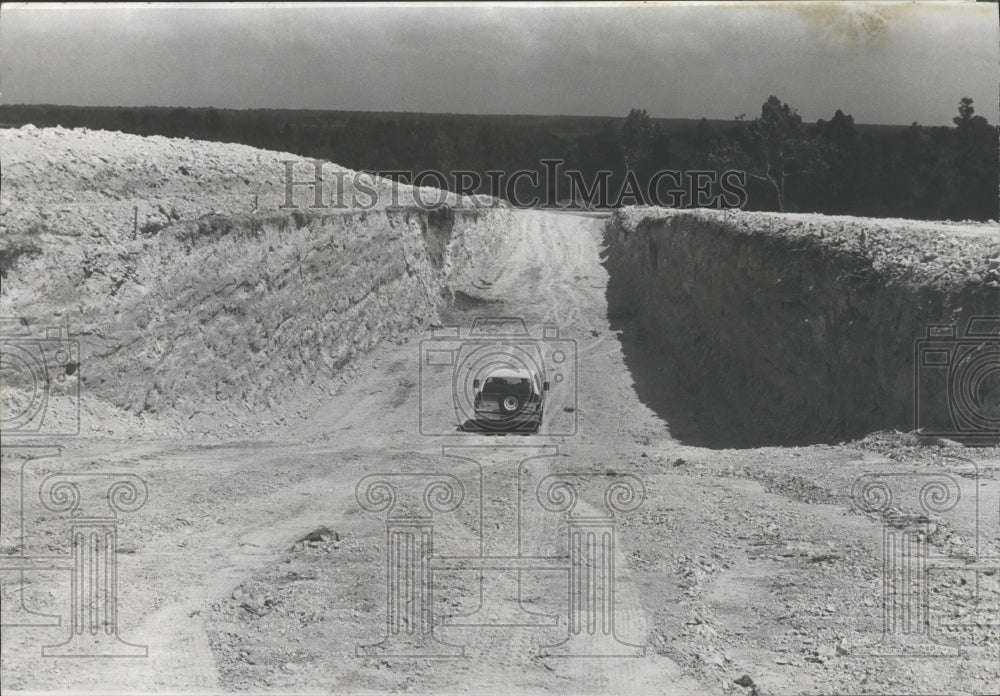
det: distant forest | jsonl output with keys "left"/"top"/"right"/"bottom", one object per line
{"left": 1, "top": 97, "right": 997, "bottom": 221}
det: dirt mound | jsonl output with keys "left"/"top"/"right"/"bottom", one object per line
{"left": 0, "top": 124, "right": 491, "bottom": 253}
{"left": 0, "top": 126, "right": 511, "bottom": 437}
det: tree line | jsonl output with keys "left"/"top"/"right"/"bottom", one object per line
{"left": 0, "top": 97, "right": 995, "bottom": 220}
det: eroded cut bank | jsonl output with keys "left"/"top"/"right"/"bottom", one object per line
{"left": 1, "top": 205, "right": 511, "bottom": 421}
{"left": 603, "top": 207, "right": 999, "bottom": 447}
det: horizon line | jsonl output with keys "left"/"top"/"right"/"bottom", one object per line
{"left": 0, "top": 101, "right": 983, "bottom": 129}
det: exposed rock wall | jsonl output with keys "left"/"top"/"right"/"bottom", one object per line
{"left": 2, "top": 206, "right": 511, "bottom": 418}
{"left": 603, "top": 208, "right": 999, "bottom": 446}
{"left": 0, "top": 126, "right": 510, "bottom": 427}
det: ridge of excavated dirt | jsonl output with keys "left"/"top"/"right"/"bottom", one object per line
{"left": 0, "top": 126, "right": 509, "bottom": 439}
{"left": 0, "top": 125, "right": 499, "bottom": 240}
{"left": 604, "top": 207, "right": 999, "bottom": 447}
{"left": 614, "top": 206, "right": 1000, "bottom": 290}
{"left": 0, "top": 124, "right": 495, "bottom": 253}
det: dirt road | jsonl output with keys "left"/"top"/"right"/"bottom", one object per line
{"left": 2, "top": 210, "right": 997, "bottom": 695}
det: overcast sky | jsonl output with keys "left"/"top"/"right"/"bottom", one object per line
{"left": 1, "top": 2, "right": 997, "bottom": 125}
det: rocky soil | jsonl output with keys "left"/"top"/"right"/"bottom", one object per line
{"left": 0, "top": 124, "right": 490, "bottom": 251}
{"left": 612, "top": 206, "right": 1000, "bottom": 288}
{"left": 1, "top": 129, "right": 997, "bottom": 696}
{"left": 1, "top": 126, "right": 508, "bottom": 439}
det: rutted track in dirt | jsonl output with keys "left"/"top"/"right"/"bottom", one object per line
{"left": 2, "top": 210, "right": 997, "bottom": 695}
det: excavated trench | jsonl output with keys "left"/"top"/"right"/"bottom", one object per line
{"left": 6, "top": 196, "right": 996, "bottom": 444}
{"left": 603, "top": 208, "right": 999, "bottom": 448}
